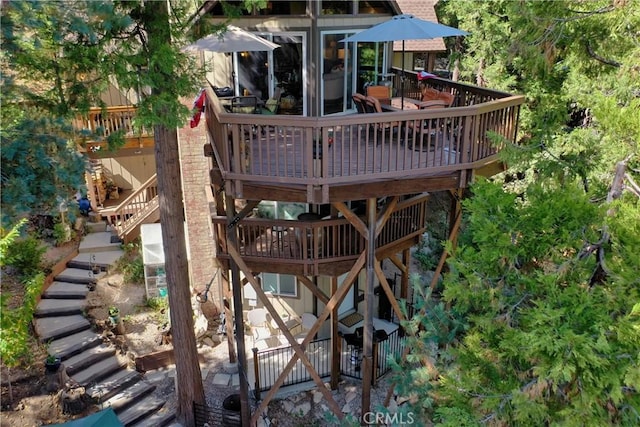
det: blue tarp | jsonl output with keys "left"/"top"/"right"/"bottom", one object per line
{"left": 47, "top": 408, "right": 123, "bottom": 427}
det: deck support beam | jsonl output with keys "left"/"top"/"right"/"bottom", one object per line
{"left": 227, "top": 241, "right": 354, "bottom": 425}
{"left": 330, "top": 276, "right": 340, "bottom": 389}
{"left": 361, "top": 197, "right": 377, "bottom": 419}
{"left": 224, "top": 193, "right": 252, "bottom": 427}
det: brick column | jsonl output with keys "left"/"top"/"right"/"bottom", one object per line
{"left": 177, "top": 121, "right": 221, "bottom": 314}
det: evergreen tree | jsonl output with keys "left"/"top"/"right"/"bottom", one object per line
{"left": 393, "top": 1, "right": 640, "bottom": 425}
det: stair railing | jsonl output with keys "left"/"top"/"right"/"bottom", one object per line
{"left": 103, "top": 174, "right": 159, "bottom": 239}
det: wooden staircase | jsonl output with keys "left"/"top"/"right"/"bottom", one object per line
{"left": 100, "top": 174, "right": 160, "bottom": 243}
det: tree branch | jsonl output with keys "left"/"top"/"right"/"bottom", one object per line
{"left": 585, "top": 42, "right": 621, "bottom": 67}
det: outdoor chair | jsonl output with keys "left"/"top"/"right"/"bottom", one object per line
{"left": 295, "top": 312, "right": 319, "bottom": 343}
{"left": 364, "top": 96, "right": 401, "bottom": 138}
{"left": 352, "top": 93, "right": 367, "bottom": 114}
{"left": 247, "top": 308, "right": 272, "bottom": 344}
{"left": 366, "top": 85, "right": 391, "bottom": 105}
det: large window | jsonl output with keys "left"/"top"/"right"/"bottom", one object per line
{"left": 257, "top": 201, "right": 307, "bottom": 220}
{"left": 261, "top": 273, "right": 297, "bottom": 297}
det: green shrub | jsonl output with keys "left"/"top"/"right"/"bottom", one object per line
{"left": 52, "top": 221, "right": 73, "bottom": 246}
{"left": 146, "top": 296, "right": 169, "bottom": 311}
{"left": 3, "top": 234, "right": 45, "bottom": 277}
{"left": 117, "top": 239, "right": 145, "bottom": 284}
{"left": 122, "top": 256, "right": 144, "bottom": 284}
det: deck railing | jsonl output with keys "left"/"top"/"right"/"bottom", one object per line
{"left": 74, "top": 106, "right": 154, "bottom": 151}
{"left": 101, "top": 174, "right": 159, "bottom": 239}
{"left": 251, "top": 327, "right": 405, "bottom": 397}
{"left": 340, "top": 327, "right": 405, "bottom": 384}
{"left": 211, "top": 195, "right": 428, "bottom": 274}
{"left": 204, "top": 81, "right": 523, "bottom": 204}
{"left": 252, "top": 338, "right": 332, "bottom": 397}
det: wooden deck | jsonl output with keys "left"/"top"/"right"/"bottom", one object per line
{"left": 205, "top": 77, "right": 524, "bottom": 204}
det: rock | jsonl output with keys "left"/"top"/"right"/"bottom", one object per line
{"left": 341, "top": 402, "right": 351, "bottom": 413}
{"left": 193, "top": 314, "right": 208, "bottom": 338}
{"left": 345, "top": 391, "right": 357, "bottom": 404}
{"left": 295, "top": 401, "right": 311, "bottom": 416}
{"left": 61, "top": 387, "right": 87, "bottom": 415}
{"left": 282, "top": 400, "right": 294, "bottom": 413}
{"left": 344, "top": 385, "right": 356, "bottom": 393}
{"left": 312, "top": 390, "right": 323, "bottom": 403}
{"left": 201, "top": 337, "right": 215, "bottom": 347}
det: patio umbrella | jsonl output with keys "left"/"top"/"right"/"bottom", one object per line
{"left": 184, "top": 25, "right": 280, "bottom": 92}
{"left": 184, "top": 25, "right": 280, "bottom": 53}
{"left": 341, "top": 14, "right": 468, "bottom": 109}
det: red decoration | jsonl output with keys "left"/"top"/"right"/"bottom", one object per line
{"left": 190, "top": 89, "right": 206, "bottom": 128}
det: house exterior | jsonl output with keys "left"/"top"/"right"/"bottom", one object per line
{"left": 76, "top": 1, "right": 524, "bottom": 424}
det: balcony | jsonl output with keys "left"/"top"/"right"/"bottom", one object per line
{"left": 204, "top": 77, "right": 524, "bottom": 205}
{"left": 74, "top": 106, "right": 154, "bottom": 155}
{"left": 212, "top": 194, "right": 428, "bottom": 276}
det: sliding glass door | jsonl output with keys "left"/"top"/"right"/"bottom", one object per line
{"left": 321, "top": 31, "right": 388, "bottom": 116}
{"left": 236, "top": 32, "right": 306, "bottom": 116}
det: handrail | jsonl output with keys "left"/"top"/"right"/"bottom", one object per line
{"left": 102, "top": 174, "right": 159, "bottom": 238}
{"left": 210, "top": 195, "right": 429, "bottom": 273}
{"left": 74, "top": 105, "right": 153, "bottom": 143}
{"left": 203, "top": 83, "right": 524, "bottom": 204}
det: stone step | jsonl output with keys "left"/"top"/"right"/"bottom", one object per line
{"left": 86, "top": 221, "right": 107, "bottom": 234}
{"left": 67, "top": 250, "right": 124, "bottom": 272}
{"left": 42, "top": 281, "right": 90, "bottom": 299}
{"left": 34, "top": 314, "right": 90, "bottom": 342}
{"left": 55, "top": 268, "right": 102, "bottom": 284}
{"left": 35, "top": 298, "right": 86, "bottom": 317}
{"left": 116, "top": 394, "right": 166, "bottom": 426}
{"left": 130, "top": 409, "right": 176, "bottom": 427}
{"left": 70, "top": 355, "right": 126, "bottom": 387}
{"left": 64, "top": 344, "right": 116, "bottom": 376}
{"left": 79, "top": 232, "right": 123, "bottom": 254}
{"left": 47, "top": 329, "right": 103, "bottom": 361}
{"left": 86, "top": 369, "right": 141, "bottom": 403}
{"left": 103, "top": 379, "right": 156, "bottom": 413}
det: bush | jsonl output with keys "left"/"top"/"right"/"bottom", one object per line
{"left": 52, "top": 221, "right": 74, "bottom": 246}
{"left": 117, "top": 240, "right": 145, "bottom": 284}
{"left": 4, "top": 234, "right": 45, "bottom": 277}
{"left": 146, "top": 296, "right": 169, "bottom": 311}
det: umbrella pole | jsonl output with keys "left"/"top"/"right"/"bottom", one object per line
{"left": 401, "top": 40, "right": 405, "bottom": 110}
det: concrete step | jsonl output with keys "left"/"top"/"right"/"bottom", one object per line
{"left": 103, "top": 379, "right": 156, "bottom": 413}
{"left": 86, "top": 369, "right": 141, "bottom": 402}
{"left": 70, "top": 355, "right": 126, "bottom": 387}
{"left": 64, "top": 344, "right": 116, "bottom": 376}
{"left": 67, "top": 250, "right": 124, "bottom": 272}
{"left": 130, "top": 409, "right": 176, "bottom": 427}
{"left": 86, "top": 221, "right": 107, "bottom": 234}
{"left": 55, "top": 268, "right": 103, "bottom": 284}
{"left": 79, "top": 232, "right": 123, "bottom": 254}
{"left": 35, "top": 298, "right": 86, "bottom": 317}
{"left": 34, "top": 314, "right": 90, "bottom": 342}
{"left": 47, "top": 329, "right": 103, "bottom": 360}
{"left": 116, "top": 394, "right": 166, "bottom": 426}
{"left": 42, "top": 281, "right": 91, "bottom": 299}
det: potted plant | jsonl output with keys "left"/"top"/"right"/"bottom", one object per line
{"left": 45, "top": 354, "right": 61, "bottom": 373}
{"left": 108, "top": 306, "right": 120, "bottom": 324}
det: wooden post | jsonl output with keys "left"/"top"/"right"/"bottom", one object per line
{"left": 361, "top": 197, "right": 377, "bottom": 420}
{"left": 220, "top": 265, "right": 237, "bottom": 364}
{"left": 252, "top": 347, "right": 260, "bottom": 400}
{"left": 330, "top": 276, "right": 340, "bottom": 389}
{"left": 225, "top": 193, "right": 251, "bottom": 427}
